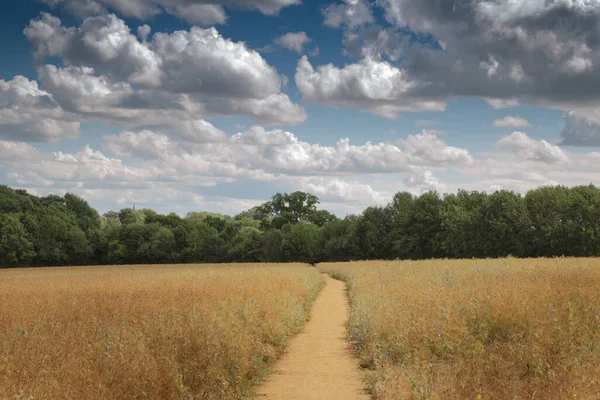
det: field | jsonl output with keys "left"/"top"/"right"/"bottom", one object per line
{"left": 0, "top": 264, "right": 324, "bottom": 399}
{"left": 319, "top": 259, "right": 600, "bottom": 400}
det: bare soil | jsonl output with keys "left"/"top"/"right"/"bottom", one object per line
{"left": 256, "top": 275, "right": 370, "bottom": 400}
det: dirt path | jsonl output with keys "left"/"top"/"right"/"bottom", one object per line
{"left": 256, "top": 274, "right": 370, "bottom": 400}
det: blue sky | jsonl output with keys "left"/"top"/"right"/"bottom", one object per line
{"left": 1, "top": 0, "right": 600, "bottom": 216}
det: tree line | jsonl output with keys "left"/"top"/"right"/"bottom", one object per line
{"left": 2, "top": 184, "right": 600, "bottom": 268}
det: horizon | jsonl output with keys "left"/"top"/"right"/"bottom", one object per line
{"left": 2, "top": 0, "right": 600, "bottom": 217}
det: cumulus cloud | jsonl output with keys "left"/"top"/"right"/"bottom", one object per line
{"left": 0, "top": 125, "right": 465, "bottom": 210}
{"left": 403, "top": 170, "right": 448, "bottom": 194}
{"left": 303, "top": 177, "right": 391, "bottom": 204}
{"left": 307, "top": 0, "right": 600, "bottom": 128}
{"left": 375, "top": 0, "right": 600, "bottom": 105}
{"left": 561, "top": 109, "right": 600, "bottom": 146}
{"left": 41, "top": 0, "right": 300, "bottom": 23}
{"left": 323, "top": 0, "right": 374, "bottom": 28}
{"left": 0, "top": 124, "right": 474, "bottom": 212}
{"left": 22, "top": 13, "right": 306, "bottom": 137}
{"left": 485, "top": 98, "right": 520, "bottom": 109}
{"left": 152, "top": 26, "right": 282, "bottom": 97}
{"left": 24, "top": 13, "right": 162, "bottom": 86}
{"left": 274, "top": 32, "right": 311, "bottom": 53}
{"left": 493, "top": 116, "right": 531, "bottom": 128}
{"left": 343, "top": 25, "right": 405, "bottom": 61}
{"left": 0, "top": 76, "right": 79, "bottom": 143}
{"left": 164, "top": 4, "right": 227, "bottom": 25}
{"left": 496, "top": 132, "right": 569, "bottom": 164}
{"left": 0, "top": 141, "right": 40, "bottom": 161}
{"left": 295, "top": 55, "right": 446, "bottom": 118}
{"left": 4, "top": 124, "right": 600, "bottom": 215}
{"left": 102, "top": 126, "right": 473, "bottom": 178}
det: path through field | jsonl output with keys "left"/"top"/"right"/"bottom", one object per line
{"left": 256, "top": 274, "right": 370, "bottom": 400}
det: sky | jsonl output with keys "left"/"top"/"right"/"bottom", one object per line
{"left": 1, "top": 0, "right": 600, "bottom": 216}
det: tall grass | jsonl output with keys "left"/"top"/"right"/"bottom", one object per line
{"left": 0, "top": 264, "right": 324, "bottom": 399}
{"left": 319, "top": 259, "right": 600, "bottom": 399}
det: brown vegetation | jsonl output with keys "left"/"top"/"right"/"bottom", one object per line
{"left": 0, "top": 264, "right": 324, "bottom": 399}
{"left": 319, "top": 258, "right": 600, "bottom": 399}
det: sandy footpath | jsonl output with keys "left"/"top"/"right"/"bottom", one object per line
{"left": 256, "top": 274, "right": 370, "bottom": 400}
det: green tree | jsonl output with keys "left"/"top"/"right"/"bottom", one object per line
{"left": 281, "top": 223, "right": 323, "bottom": 264}
{"left": 0, "top": 214, "right": 35, "bottom": 267}
{"left": 479, "top": 190, "right": 533, "bottom": 257}
{"left": 139, "top": 225, "right": 175, "bottom": 263}
{"left": 260, "top": 229, "right": 284, "bottom": 262}
{"left": 321, "top": 217, "right": 357, "bottom": 261}
{"left": 397, "top": 192, "right": 443, "bottom": 259}
{"left": 64, "top": 193, "right": 101, "bottom": 234}
{"left": 228, "top": 226, "right": 263, "bottom": 262}
{"left": 257, "top": 192, "right": 321, "bottom": 229}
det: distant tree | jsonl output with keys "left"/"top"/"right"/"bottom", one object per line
{"left": 257, "top": 192, "right": 322, "bottom": 229}
{"left": 479, "top": 190, "right": 533, "bottom": 258}
{"left": 103, "top": 211, "right": 120, "bottom": 220}
{"left": 354, "top": 207, "right": 394, "bottom": 260}
{"left": 0, "top": 214, "right": 35, "bottom": 267}
{"left": 260, "top": 229, "right": 284, "bottom": 262}
{"left": 388, "top": 192, "right": 416, "bottom": 258}
{"left": 526, "top": 185, "right": 600, "bottom": 257}
{"left": 438, "top": 190, "right": 487, "bottom": 258}
{"left": 281, "top": 223, "right": 323, "bottom": 264}
{"left": 138, "top": 225, "right": 175, "bottom": 263}
{"left": 234, "top": 207, "right": 264, "bottom": 221}
{"left": 321, "top": 217, "right": 357, "bottom": 262}
{"left": 228, "top": 226, "right": 263, "bottom": 262}
{"left": 398, "top": 192, "right": 443, "bottom": 259}
{"left": 64, "top": 193, "right": 101, "bottom": 234}
{"left": 6, "top": 183, "right": 600, "bottom": 267}
{"left": 0, "top": 186, "right": 23, "bottom": 214}
{"left": 306, "top": 209, "right": 339, "bottom": 227}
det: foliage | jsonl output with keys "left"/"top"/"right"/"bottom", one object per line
{"left": 4, "top": 184, "right": 600, "bottom": 267}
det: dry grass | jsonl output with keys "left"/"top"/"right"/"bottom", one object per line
{"left": 0, "top": 263, "right": 324, "bottom": 399}
{"left": 319, "top": 258, "right": 600, "bottom": 400}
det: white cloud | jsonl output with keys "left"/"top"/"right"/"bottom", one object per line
{"left": 22, "top": 13, "right": 306, "bottom": 135}
{"left": 25, "top": 13, "right": 163, "bottom": 87}
{"left": 41, "top": 0, "right": 300, "bottom": 22}
{"left": 484, "top": 98, "right": 520, "bottom": 109}
{"left": 493, "top": 116, "right": 531, "bottom": 128}
{"left": 496, "top": 132, "right": 569, "bottom": 164}
{"left": 361, "top": 0, "right": 600, "bottom": 124}
{"left": 102, "top": 126, "right": 473, "bottom": 178}
{"left": 5, "top": 124, "right": 600, "bottom": 215}
{"left": 152, "top": 26, "right": 282, "bottom": 98}
{"left": 38, "top": 65, "right": 133, "bottom": 110}
{"left": 476, "top": 0, "right": 600, "bottom": 24}
{"left": 0, "top": 75, "right": 79, "bottom": 143}
{"left": 0, "top": 122, "right": 475, "bottom": 214}
{"left": 0, "top": 141, "right": 40, "bottom": 161}
{"left": 274, "top": 32, "right": 311, "bottom": 53}
{"left": 295, "top": 55, "right": 446, "bottom": 118}
{"left": 403, "top": 170, "right": 448, "bottom": 194}
{"left": 420, "top": 129, "right": 444, "bottom": 136}
{"left": 303, "top": 177, "right": 391, "bottom": 204}
{"left": 561, "top": 109, "right": 600, "bottom": 146}
{"left": 323, "top": 0, "right": 374, "bottom": 28}
{"left": 165, "top": 4, "right": 227, "bottom": 25}
{"left": 137, "top": 24, "right": 151, "bottom": 42}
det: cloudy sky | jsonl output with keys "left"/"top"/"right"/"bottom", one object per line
{"left": 1, "top": 0, "right": 600, "bottom": 216}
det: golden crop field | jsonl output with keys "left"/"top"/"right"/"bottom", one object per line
{"left": 0, "top": 264, "right": 324, "bottom": 399}
{"left": 319, "top": 259, "right": 600, "bottom": 400}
